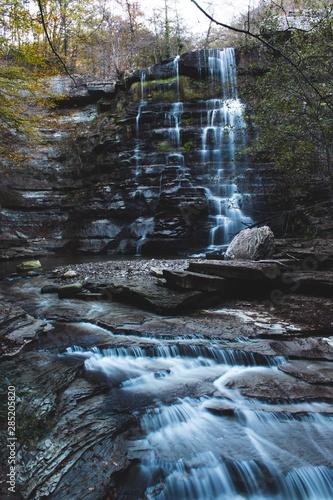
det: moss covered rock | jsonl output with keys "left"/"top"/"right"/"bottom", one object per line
{"left": 58, "top": 283, "right": 83, "bottom": 299}
{"left": 17, "top": 260, "right": 42, "bottom": 271}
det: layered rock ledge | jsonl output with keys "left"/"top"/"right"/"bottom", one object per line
{"left": 0, "top": 256, "right": 332, "bottom": 499}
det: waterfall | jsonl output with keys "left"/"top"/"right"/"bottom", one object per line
{"left": 170, "top": 50, "right": 252, "bottom": 252}
{"left": 206, "top": 47, "right": 238, "bottom": 99}
{"left": 131, "top": 48, "right": 254, "bottom": 254}
{"left": 133, "top": 216, "right": 155, "bottom": 256}
{"left": 135, "top": 70, "right": 147, "bottom": 179}
{"left": 200, "top": 49, "right": 253, "bottom": 251}
{"left": 66, "top": 344, "right": 286, "bottom": 367}
{"left": 166, "top": 102, "right": 183, "bottom": 149}
{"left": 64, "top": 337, "right": 333, "bottom": 499}
{"left": 164, "top": 102, "right": 189, "bottom": 188}
{"left": 174, "top": 54, "right": 180, "bottom": 99}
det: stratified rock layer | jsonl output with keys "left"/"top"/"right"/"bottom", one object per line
{"left": 1, "top": 258, "right": 333, "bottom": 499}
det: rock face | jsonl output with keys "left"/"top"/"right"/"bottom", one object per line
{"left": 0, "top": 49, "right": 260, "bottom": 260}
{"left": 226, "top": 226, "right": 275, "bottom": 261}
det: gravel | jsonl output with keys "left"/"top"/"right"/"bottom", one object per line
{"left": 52, "top": 258, "right": 196, "bottom": 283}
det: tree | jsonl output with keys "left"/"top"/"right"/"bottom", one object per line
{"left": 0, "top": 0, "right": 44, "bottom": 168}
{"left": 192, "top": 0, "right": 333, "bottom": 194}
{"left": 145, "top": 0, "right": 193, "bottom": 62}
{"left": 243, "top": 1, "right": 333, "bottom": 191}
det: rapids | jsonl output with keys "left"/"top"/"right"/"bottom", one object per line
{"left": 64, "top": 335, "right": 333, "bottom": 499}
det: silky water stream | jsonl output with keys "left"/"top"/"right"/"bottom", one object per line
{"left": 64, "top": 333, "right": 333, "bottom": 499}
{"left": 198, "top": 48, "right": 253, "bottom": 251}
{"left": 2, "top": 273, "right": 333, "bottom": 499}
{"left": 132, "top": 48, "right": 254, "bottom": 255}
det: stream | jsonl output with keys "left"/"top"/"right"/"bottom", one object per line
{"left": 1, "top": 267, "right": 333, "bottom": 499}
{"left": 62, "top": 328, "right": 333, "bottom": 499}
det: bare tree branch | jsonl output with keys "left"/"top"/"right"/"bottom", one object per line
{"left": 191, "top": 0, "right": 332, "bottom": 109}
{"left": 36, "top": 0, "right": 76, "bottom": 85}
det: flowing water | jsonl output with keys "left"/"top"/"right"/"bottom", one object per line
{"left": 64, "top": 333, "right": 333, "bottom": 499}
{"left": 199, "top": 49, "right": 253, "bottom": 250}
{"left": 133, "top": 48, "right": 253, "bottom": 255}
{"left": 2, "top": 274, "right": 332, "bottom": 498}
{"left": 3, "top": 47, "right": 332, "bottom": 497}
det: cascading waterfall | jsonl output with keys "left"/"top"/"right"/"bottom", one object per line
{"left": 164, "top": 101, "right": 189, "bottom": 188}
{"left": 154, "top": 57, "right": 192, "bottom": 197}
{"left": 174, "top": 54, "right": 181, "bottom": 99}
{"left": 64, "top": 339, "right": 333, "bottom": 499}
{"left": 132, "top": 70, "right": 156, "bottom": 255}
{"left": 139, "top": 49, "right": 253, "bottom": 253}
{"left": 206, "top": 48, "right": 238, "bottom": 99}
{"left": 200, "top": 48, "right": 253, "bottom": 251}
{"left": 135, "top": 70, "right": 147, "bottom": 179}
{"left": 134, "top": 217, "right": 155, "bottom": 256}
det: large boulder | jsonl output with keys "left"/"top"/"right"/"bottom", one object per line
{"left": 226, "top": 226, "right": 275, "bottom": 261}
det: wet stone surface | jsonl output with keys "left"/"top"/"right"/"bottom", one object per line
{"left": 0, "top": 258, "right": 333, "bottom": 499}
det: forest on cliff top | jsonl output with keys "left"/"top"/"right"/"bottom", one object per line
{"left": 1, "top": 0, "right": 333, "bottom": 201}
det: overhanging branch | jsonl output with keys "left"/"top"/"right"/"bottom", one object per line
{"left": 191, "top": 0, "right": 332, "bottom": 110}
{"left": 36, "top": 0, "right": 76, "bottom": 86}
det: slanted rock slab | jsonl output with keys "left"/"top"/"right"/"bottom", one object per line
{"left": 223, "top": 365, "right": 333, "bottom": 402}
{"left": 58, "top": 283, "right": 83, "bottom": 299}
{"left": 98, "top": 278, "right": 221, "bottom": 313}
{"left": 280, "top": 271, "right": 333, "bottom": 296}
{"left": 270, "top": 337, "right": 333, "bottom": 361}
{"left": 162, "top": 269, "right": 229, "bottom": 292}
{"left": 203, "top": 399, "right": 333, "bottom": 417}
{"left": 188, "top": 260, "right": 281, "bottom": 280}
{"left": 278, "top": 360, "right": 333, "bottom": 385}
{"left": 41, "top": 284, "right": 59, "bottom": 294}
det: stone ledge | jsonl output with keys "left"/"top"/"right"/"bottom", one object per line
{"left": 188, "top": 260, "right": 282, "bottom": 280}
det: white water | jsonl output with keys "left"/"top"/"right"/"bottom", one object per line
{"left": 200, "top": 50, "right": 253, "bottom": 250}
{"left": 135, "top": 70, "right": 147, "bottom": 179}
{"left": 164, "top": 101, "right": 190, "bottom": 188}
{"left": 131, "top": 49, "right": 254, "bottom": 254}
{"left": 65, "top": 340, "right": 333, "bottom": 499}
{"left": 165, "top": 50, "right": 252, "bottom": 251}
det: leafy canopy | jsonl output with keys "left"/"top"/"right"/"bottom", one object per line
{"left": 236, "top": 0, "right": 333, "bottom": 193}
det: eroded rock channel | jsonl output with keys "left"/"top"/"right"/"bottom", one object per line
{"left": 1, "top": 258, "right": 333, "bottom": 499}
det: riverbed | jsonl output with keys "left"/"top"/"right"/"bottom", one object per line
{"left": 0, "top": 259, "right": 333, "bottom": 499}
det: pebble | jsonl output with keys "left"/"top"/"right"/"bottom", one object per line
{"left": 53, "top": 259, "right": 197, "bottom": 283}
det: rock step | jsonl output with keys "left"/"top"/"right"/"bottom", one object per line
{"left": 85, "top": 279, "right": 221, "bottom": 313}
{"left": 204, "top": 399, "right": 333, "bottom": 417}
{"left": 187, "top": 260, "right": 281, "bottom": 281}
{"left": 280, "top": 271, "right": 333, "bottom": 296}
{"left": 163, "top": 269, "right": 229, "bottom": 292}
{"left": 278, "top": 360, "right": 333, "bottom": 386}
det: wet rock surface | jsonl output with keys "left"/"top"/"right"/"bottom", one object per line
{"left": 222, "top": 366, "right": 333, "bottom": 402}
{"left": 278, "top": 360, "right": 333, "bottom": 385}
{"left": 0, "top": 257, "right": 332, "bottom": 499}
{"left": 0, "top": 49, "right": 278, "bottom": 261}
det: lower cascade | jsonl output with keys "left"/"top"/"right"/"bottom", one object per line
{"left": 65, "top": 337, "right": 333, "bottom": 499}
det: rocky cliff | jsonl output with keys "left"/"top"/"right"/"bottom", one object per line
{"left": 2, "top": 48, "right": 327, "bottom": 261}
